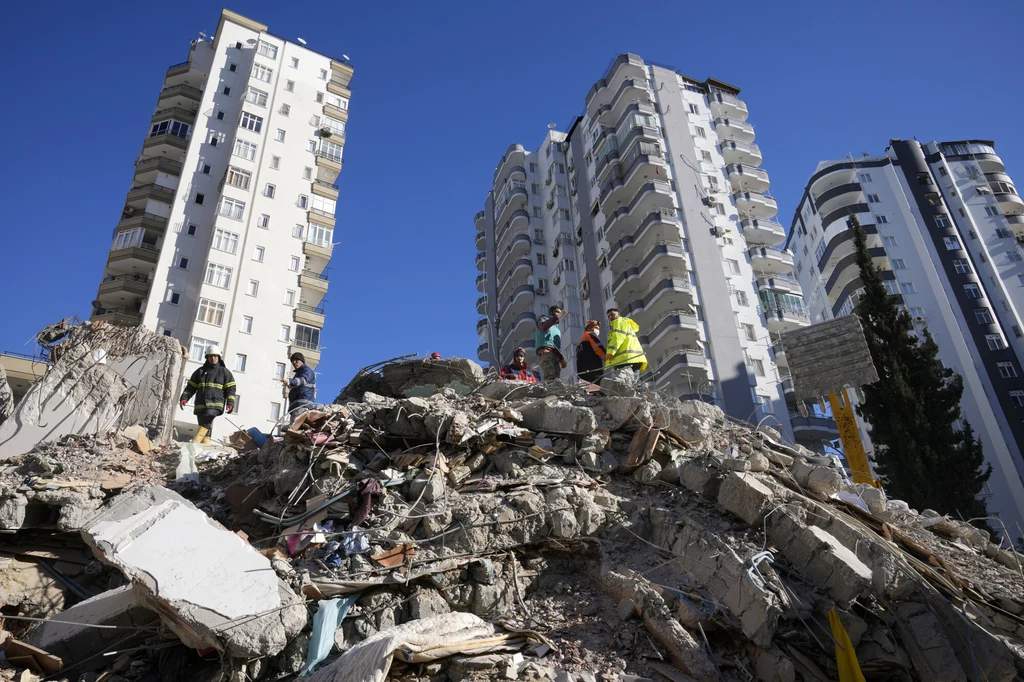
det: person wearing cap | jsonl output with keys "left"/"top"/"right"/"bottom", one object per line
{"left": 280, "top": 352, "right": 316, "bottom": 418}
{"left": 499, "top": 348, "right": 537, "bottom": 382}
{"left": 603, "top": 308, "right": 648, "bottom": 386}
{"left": 535, "top": 305, "right": 566, "bottom": 382}
{"left": 575, "top": 320, "right": 606, "bottom": 385}
{"left": 179, "top": 345, "right": 236, "bottom": 443}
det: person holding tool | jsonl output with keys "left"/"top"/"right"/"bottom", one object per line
{"left": 535, "top": 305, "right": 566, "bottom": 382}
{"left": 280, "top": 352, "right": 316, "bottom": 418}
{"left": 179, "top": 345, "right": 236, "bottom": 443}
{"left": 575, "top": 319, "right": 606, "bottom": 385}
{"left": 499, "top": 347, "right": 538, "bottom": 382}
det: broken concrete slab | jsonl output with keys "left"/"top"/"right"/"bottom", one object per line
{"left": 718, "top": 472, "right": 775, "bottom": 526}
{"left": 519, "top": 400, "right": 596, "bottom": 435}
{"left": 80, "top": 486, "right": 306, "bottom": 658}
{"left": 0, "top": 363, "right": 14, "bottom": 427}
{"left": 478, "top": 381, "right": 552, "bottom": 401}
{"left": 0, "top": 324, "right": 185, "bottom": 459}
{"left": 381, "top": 358, "right": 484, "bottom": 398}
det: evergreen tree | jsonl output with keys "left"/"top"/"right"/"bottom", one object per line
{"left": 850, "top": 216, "right": 991, "bottom": 524}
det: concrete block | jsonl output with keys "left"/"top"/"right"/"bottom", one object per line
{"left": 895, "top": 602, "right": 968, "bottom": 682}
{"left": 633, "top": 459, "right": 662, "bottom": 485}
{"left": 806, "top": 466, "right": 842, "bottom": 495}
{"left": 718, "top": 472, "right": 775, "bottom": 526}
{"left": 748, "top": 452, "right": 770, "bottom": 472}
{"left": 81, "top": 486, "right": 306, "bottom": 658}
{"left": 680, "top": 459, "right": 723, "bottom": 499}
{"left": 600, "top": 397, "right": 647, "bottom": 426}
{"left": 478, "top": 381, "right": 552, "bottom": 401}
{"left": 409, "top": 588, "right": 450, "bottom": 620}
{"left": 520, "top": 400, "right": 596, "bottom": 435}
{"left": 677, "top": 400, "right": 725, "bottom": 423}
{"left": 381, "top": 357, "right": 484, "bottom": 397}
{"left": 804, "top": 526, "right": 872, "bottom": 604}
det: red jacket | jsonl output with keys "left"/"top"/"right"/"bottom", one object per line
{"left": 499, "top": 362, "right": 537, "bottom": 382}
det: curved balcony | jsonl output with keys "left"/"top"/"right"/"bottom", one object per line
{"left": 500, "top": 311, "right": 538, "bottom": 348}
{"left": 476, "top": 273, "right": 487, "bottom": 293}
{"left": 134, "top": 156, "right": 183, "bottom": 183}
{"left": 496, "top": 233, "right": 532, "bottom": 275}
{"left": 612, "top": 243, "right": 688, "bottom": 301}
{"left": 994, "top": 189, "right": 1024, "bottom": 216}
{"left": 748, "top": 247, "right": 794, "bottom": 275}
{"left": 708, "top": 92, "right": 748, "bottom": 121}
{"left": 157, "top": 83, "right": 202, "bottom": 109}
{"left": 142, "top": 132, "right": 189, "bottom": 158}
{"left": 821, "top": 202, "right": 869, "bottom": 231}
{"left": 476, "top": 341, "right": 489, "bottom": 362}
{"left": 97, "top": 273, "right": 151, "bottom": 304}
{"left": 720, "top": 140, "right": 762, "bottom": 167}
{"left": 726, "top": 164, "right": 770, "bottom": 193}
{"left": 475, "top": 210, "right": 486, "bottom": 231}
{"left": 126, "top": 183, "right": 176, "bottom": 208}
{"left": 493, "top": 144, "right": 526, "bottom": 185}
{"left": 652, "top": 349, "right": 709, "bottom": 395}
{"left": 825, "top": 248, "right": 888, "bottom": 309}
{"left": 790, "top": 414, "right": 840, "bottom": 444}
{"left": 475, "top": 231, "right": 486, "bottom": 250}
{"left": 497, "top": 209, "right": 530, "bottom": 252}
{"left": 755, "top": 274, "right": 801, "bottom": 296}
{"left": 585, "top": 53, "right": 647, "bottom": 114}
{"left": 504, "top": 257, "right": 533, "bottom": 283}
{"left": 596, "top": 78, "right": 652, "bottom": 126}
{"left": 599, "top": 151, "right": 669, "bottom": 209}
{"left": 622, "top": 278, "right": 696, "bottom": 332}
{"left": 476, "top": 251, "right": 487, "bottom": 272}
{"left": 495, "top": 186, "right": 528, "bottom": 227}
{"left": 107, "top": 242, "right": 160, "bottom": 273}
{"left": 638, "top": 308, "right": 701, "bottom": 355}
{"left": 609, "top": 210, "right": 681, "bottom": 272}
{"left": 817, "top": 225, "right": 881, "bottom": 282}
{"left": 741, "top": 218, "right": 786, "bottom": 246}
{"left": 499, "top": 165, "right": 527, "bottom": 188}
{"left": 596, "top": 122, "right": 661, "bottom": 186}
{"left": 714, "top": 118, "right": 755, "bottom": 144}
{"left": 603, "top": 181, "right": 675, "bottom": 244}
{"left": 477, "top": 317, "right": 489, "bottom": 336}
{"left": 735, "top": 191, "right": 778, "bottom": 219}
{"left": 91, "top": 307, "right": 142, "bottom": 326}
{"left": 499, "top": 283, "right": 535, "bottom": 320}
{"left": 763, "top": 304, "right": 810, "bottom": 335}
{"left": 771, "top": 339, "right": 787, "bottom": 368}
{"left": 476, "top": 295, "right": 488, "bottom": 315}
{"left": 117, "top": 212, "right": 168, "bottom": 235}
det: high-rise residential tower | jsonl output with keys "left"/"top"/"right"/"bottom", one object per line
{"left": 90, "top": 10, "right": 352, "bottom": 432}
{"left": 475, "top": 54, "right": 837, "bottom": 450}
{"left": 787, "top": 139, "right": 1024, "bottom": 532}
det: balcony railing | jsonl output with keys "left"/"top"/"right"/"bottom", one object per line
{"left": 305, "top": 235, "right": 334, "bottom": 250}
{"left": 309, "top": 207, "right": 335, "bottom": 219}
{"left": 317, "top": 149, "right": 343, "bottom": 164}
{"left": 302, "top": 269, "right": 329, "bottom": 281}
{"left": 101, "top": 273, "right": 151, "bottom": 284}
{"left": 292, "top": 339, "right": 321, "bottom": 351}
{"left": 297, "top": 303, "right": 326, "bottom": 315}
{"left": 93, "top": 307, "right": 142, "bottom": 319}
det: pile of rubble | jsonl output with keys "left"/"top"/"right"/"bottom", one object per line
{"left": 0, "top": 351, "right": 1023, "bottom": 682}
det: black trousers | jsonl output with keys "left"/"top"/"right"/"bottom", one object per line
{"left": 196, "top": 410, "right": 219, "bottom": 437}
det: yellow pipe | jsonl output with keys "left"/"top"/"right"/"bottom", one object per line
{"left": 827, "top": 389, "right": 876, "bottom": 486}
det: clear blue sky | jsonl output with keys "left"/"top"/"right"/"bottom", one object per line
{"left": 1, "top": 0, "right": 1022, "bottom": 397}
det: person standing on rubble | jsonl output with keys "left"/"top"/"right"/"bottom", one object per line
{"left": 535, "top": 306, "right": 566, "bottom": 382}
{"left": 603, "top": 309, "right": 648, "bottom": 385}
{"left": 576, "top": 320, "right": 606, "bottom": 385}
{"left": 179, "top": 345, "right": 236, "bottom": 444}
{"left": 499, "top": 347, "right": 538, "bottom": 382}
{"left": 280, "top": 352, "right": 316, "bottom": 418}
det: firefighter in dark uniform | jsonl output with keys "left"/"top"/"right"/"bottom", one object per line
{"left": 179, "top": 345, "right": 236, "bottom": 443}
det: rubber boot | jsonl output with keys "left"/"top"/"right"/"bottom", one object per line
{"left": 201, "top": 437, "right": 211, "bottom": 444}
{"left": 192, "top": 426, "right": 208, "bottom": 443}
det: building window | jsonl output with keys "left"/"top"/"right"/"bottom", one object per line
{"left": 290, "top": 256, "right": 300, "bottom": 271}
{"left": 1012, "top": 391, "right": 1024, "bottom": 408}
{"left": 177, "top": 257, "right": 189, "bottom": 269}
{"left": 533, "top": 207, "right": 542, "bottom": 218}
{"left": 264, "top": 183, "right": 276, "bottom": 198}
{"left": 934, "top": 214, "right": 950, "bottom": 228}
{"left": 253, "top": 246, "right": 265, "bottom": 262}
{"left": 240, "top": 112, "right": 263, "bottom": 133}
{"left": 247, "top": 280, "right": 259, "bottom": 296}
{"left": 274, "top": 362, "right": 286, "bottom": 379}
{"left": 1009, "top": 251, "right": 1023, "bottom": 263}
{"left": 209, "top": 134, "right": 218, "bottom": 147}
{"left": 235, "top": 354, "right": 247, "bottom": 372}
{"left": 883, "top": 236, "right": 898, "bottom": 247}
{"left": 284, "top": 289, "right": 295, "bottom": 306}
{"left": 943, "top": 236, "right": 961, "bottom": 250}
{"left": 857, "top": 172, "right": 872, "bottom": 183}
{"left": 998, "top": 362, "right": 1017, "bottom": 379}
{"left": 866, "top": 193, "right": 881, "bottom": 203}
{"left": 222, "top": 86, "right": 230, "bottom": 95}
{"left": 212, "top": 228, "right": 240, "bottom": 254}
{"left": 284, "top": 80, "right": 295, "bottom": 93}
{"left": 233, "top": 139, "right": 258, "bottom": 160}
{"left": 290, "top": 57, "right": 299, "bottom": 68}
{"left": 245, "top": 87, "right": 268, "bottom": 107}
{"left": 901, "top": 282, "right": 916, "bottom": 294}
{"left": 303, "top": 167, "right": 313, "bottom": 181}
{"left": 270, "top": 155, "right": 281, "bottom": 169}
{"left": 986, "top": 334, "right": 1006, "bottom": 350}
{"left": 219, "top": 197, "right": 245, "bottom": 220}
{"left": 325, "top": 92, "right": 349, "bottom": 110}
{"left": 295, "top": 324, "right": 321, "bottom": 349}
{"left": 320, "top": 140, "right": 343, "bottom": 162}
{"left": 891, "top": 258, "right": 907, "bottom": 270}
{"left": 531, "top": 183, "right": 539, "bottom": 195}
{"left": 695, "top": 126, "right": 706, "bottom": 139}
{"left": 814, "top": 241, "right": 826, "bottom": 261}
{"left": 241, "top": 316, "right": 253, "bottom": 334}
{"left": 293, "top": 224, "right": 305, "bottom": 239}
{"left": 996, "top": 228, "right": 1014, "bottom": 239}
{"left": 688, "top": 103, "right": 699, "bottom": 114}
{"left": 226, "top": 166, "right": 251, "bottom": 190}
{"left": 735, "top": 290, "right": 748, "bottom": 306}
{"left": 196, "top": 299, "right": 226, "bottom": 326}
{"left": 204, "top": 263, "right": 233, "bottom": 289}
{"left": 557, "top": 208, "right": 571, "bottom": 220}
{"left": 275, "top": 129, "right": 286, "bottom": 142}
{"left": 257, "top": 41, "right": 278, "bottom": 59}
{"left": 953, "top": 259, "right": 972, "bottom": 274}
{"left": 257, "top": 214, "right": 270, "bottom": 228}
{"left": 298, "top": 194, "right": 309, "bottom": 209}
{"left": 875, "top": 214, "right": 888, "bottom": 224}
{"left": 535, "top": 252, "right": 547, "bottom": 265}
{"left": 742, "top": 323, "right": 756, "bottom": 341}
{"left": 311, "top": 194, "right": 335, "bottom": 216}
{"left": 270, "top": 403, "right": 282, "bottom": 421}
{"left": 194, "top": 192, "right": 205, "bottom": 205}
{"left": 315, "top": 92, "right": 324, "bottom": 103}
{"left": 319, "top": 69, "right": 328, "bottom": 80}
{"left": 727, "top": 259, "right": 740, "bottom": 274}
{"left": 964, "top": 283, "right": 982, "bottom": 299}
{"left": 187, "top": 223, "right": 198, "bottom": 236}
{"left": 150, "top": 119, "right": 191, "bottom": 139}
{"left": 280, "top": 325, "right": 291, "bottom": 342}
{"left": 985, "top": 206, "right": 1001, "bottom": 217}
{"left": 975, "top": 308, "right": 994, "bottom": 324}
{"left": 216, "top": 111, "right": 225, "bottom": 121}
{"left": 883, "top": 280, "right": 899, "bottom": 295}
{"left": 169, "top": 292, "right": 180, "bottom": 305}
{"left": 189, "top": 336, "right": 218, "bottom": 362}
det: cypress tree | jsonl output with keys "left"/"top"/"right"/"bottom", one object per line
{"left": 850, "top": 216, "right": 991, "bottom": 524}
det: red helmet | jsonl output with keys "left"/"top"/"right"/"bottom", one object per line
{"left": 429, "top": 352, "right": 441, "bottom": 360}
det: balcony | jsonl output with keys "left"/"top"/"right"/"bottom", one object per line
{"left": 312, "top": 180, "right": 339, "bottom": 201}
{"left": 726, "top": 164, "right": 770, "bottom": 193}
{"left": 165, "top": 60, "right": 192, "bottom": 79}
{"left": 496, "top": 234, "right": 532, "bottom": 275}
{"left": 505, "top": 257, "right": 533, "bottom": 283}
{"left": 315, "top": 151, "right": 343, "bottom": 184}
{"left": 475, "top": 210, "right": 486, "bottom": 232}
{"left": 475, "top": 231, "right": 486, "bottom": 250}
{"left": 289, "top": 342, "right": 321, "bottom": 369}
{"left": 149, "top": 106, "right": 197, "bottom": 127}
{"left": 476, "top": 273, "right": 487, "bottom": 293}
{"left": 790, "top": 414, "right": 840, "bottom": 444}
{"left": 91, "top": 306, "right": 143, "bottom": 326}
{"left": 107, "top": 242, "right": 160, "bottom": 271}
{"left": 303, "top": 240, "right": 333, "bottom": 272}
{"left": 134, "top": 156, "right": 183, "bottom": 183}
{"left": 294, "top": 304, "right": 326, "bottom": 328}
{"left": 157, "top": 83, "right": 202, "bottom": 108}
{"left": 585, "top": 54, "right": 647, "bottom": 114}
{"left": 476, "top": 341, "right": 489, "bottom": 362}
{"left": 493, "top": 144, "right": 526, "bottom": 186}
{"left": 734, "top": 191, "right": 778, "bottom": 219}
{"left": 97, "top": 273, "right": 151, "bottom": 304}
{"left": 771, "top": 339, "right": 787, "bottom": 368}
{"left": 608, "top": 210, "right": 681, "bottom": 273}
{"left": 327, "top": 76, "right": 351, "bottom": 99}
{"left": 595, "top": 123, "right": 661, "bottom": 186}
{"left": 298, "top": 268, "right": 329, "bottom": 306}
{"left": 496, "top": 209, "right": 530, "bottom": 252}
{"left": 763, "top": 304, "right": 810, "bottom": 334}
{"left": 308, "top": 209, "right": 336, "bottom": 230}
{"left": 495, "top": 186, "right": 528, "bottom": 227}
{"left": 598, "top": 147, "right": 669, "bottom": 209}
{"left": 720, "top": 140, "right": 762, "bottom": 167}
{"left": 476, "top": 251, "right": 487, "bottom": 272}
{"left": 117, "top": 212, "right": 168, "bottom": 234}
{"left": 603, "top": 181, "right": 675, "bottom": 243}
{"left": 323, "top": 101, "right": 349, "bottom": 121}
{"left": 596, "top": 79, "right": 652, "bottom": 126}
{"left": 749, "top": 247, "right": 794, "bottom": 275}
{"left": 612, "top": 243, "right": 688, "bottom": 301}
{"left": 476, "top": 317, "right": 489, "bottom": 335}
{"left": 622, "top": 278, "right": 696, "bottom": 332}
{"left": 708, "top": 92, "right": 748, "bottom": 121}
{"left": 994, "top": 189, "right": 1024, "bottom": 216}
{"left": 653, "top": 349, "right": 709, "bottom": 394}
{"left": 639, "top": 308, "right": 701, "bottom": 354}
{"left": 500, "top": 311, "right": 538, "bottom": 347}
{"left": 755, "top": 274, "right": 801, "bottom": 295}
{"left": 499, "top": 283, "right": 535, "bottom": 320}
{"left": 740, "top": 218, "right": 786, "bottom": 246}
{"left": 476, "top": 295, "right": 488, "bottom": 315}
{"left": 126, "top": 183, "right": 176, "bottom": 208}
{"left": 714, "top": 118, "right": 755, "bottom": 144}
{"left": 142, "top": 132, "right": 189, "bottom": 156}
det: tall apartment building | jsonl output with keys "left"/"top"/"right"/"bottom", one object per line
{"left": 475, "top": 54, "right": 838, "bottom": 450}
{"left": 787, "top": 139, "right": 1024, "bottom": 532}
{"left": 90, "top": 9, "right": 352, "bottom": 432}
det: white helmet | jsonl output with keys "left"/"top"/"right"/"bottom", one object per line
{"left": 205, "top": 345, "right": 222, "bottom": 357}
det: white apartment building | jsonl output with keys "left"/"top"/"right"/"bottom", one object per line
{"left": 91, "top": 9, "right": 352, "bottom": 433}
{"left": 476, "top": 54, "right": 837, "bottom": 449}
{"left": 787, "top": 139, "right": 1024, "bottom": 533}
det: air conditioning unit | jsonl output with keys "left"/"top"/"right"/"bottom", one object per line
{"left": 533, "top": 236, "right": 544, "bottom": 245}
{"left": 575, "top": 236, "right": 584, "bottom": 246}
{"left": 710, "top": 226, "right": 723, "bottom": 237}
{"left": 553, "top": 274, "right": 561, "bottom": 285}
{"left": 537, "top": 284, "right": 547, "bottom": 295}
{"left": 582, "top": 290, "right": 590, "bottom": 300}
{"left": 914, "top": 315, "right": 925, "bottom": 322}
{"left": 547, "top": 201, "right": 554, "bottom": 209}
{"left": 706, "top": 195, "right": 718, "bottom": 206}
{"left": 570, "top": 186, "right": 577, "bottom": 196}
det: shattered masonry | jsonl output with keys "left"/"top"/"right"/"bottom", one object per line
{"left": 0, "top": 346, "right": 1022, "bottom": 682}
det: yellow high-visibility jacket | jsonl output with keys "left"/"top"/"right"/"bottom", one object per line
{"left": 604, "top": 316, "right": 648, "bottom": 372}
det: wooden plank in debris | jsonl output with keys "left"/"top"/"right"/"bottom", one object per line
{"left": 371, "top": 543, "right": 416, "bottom": 568}
{"left": 626, "top": 425, "right": 652, "bottom": 467}
{"left": 4, "top": 636, "right": 62, "bottom": 673}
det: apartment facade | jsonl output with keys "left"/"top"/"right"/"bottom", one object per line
{"left": 90, "top": 9, "right": 351, "bottom": 432}
{"left": 787, "top": 139, "right": 1024, "bottom": 532}
{"left": 476, "top": 54, "right": 836, "bottom": 449}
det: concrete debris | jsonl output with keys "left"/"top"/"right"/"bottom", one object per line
{"left": 0, "top": 353, "right": 1021, "bottom": 682}
{"left": 0, "top": 363, "right": 14, "bottom": 428}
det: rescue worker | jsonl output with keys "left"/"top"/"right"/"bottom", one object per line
{"left": 535, "top": 306, "right": 566, "bottom": 382}
{"left": 575, "top": 319, "right": 606, "bottom": 384}
{"left": 604, "top": 309, "right": 648, "bottom": 386}
{"left": 280, "top": 352, "right": 316, "bottom": 417}
{"left": 499, "top": 348, "right": 538, "bottom": 382}
{"left": 179, "top": 345, "right": 236, "bottom": 443}
{"left": 429, "top": 352, "right": 442, "bottom": 360}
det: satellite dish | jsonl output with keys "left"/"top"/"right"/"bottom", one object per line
{"left": 547, "top": 122, "right": 557, "bottom": 130}
{"left": 297, "top": 37, "right": 307, "bottom": 45}
{"left": 342, "top": 54, "right": 351, "bottom": 60}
